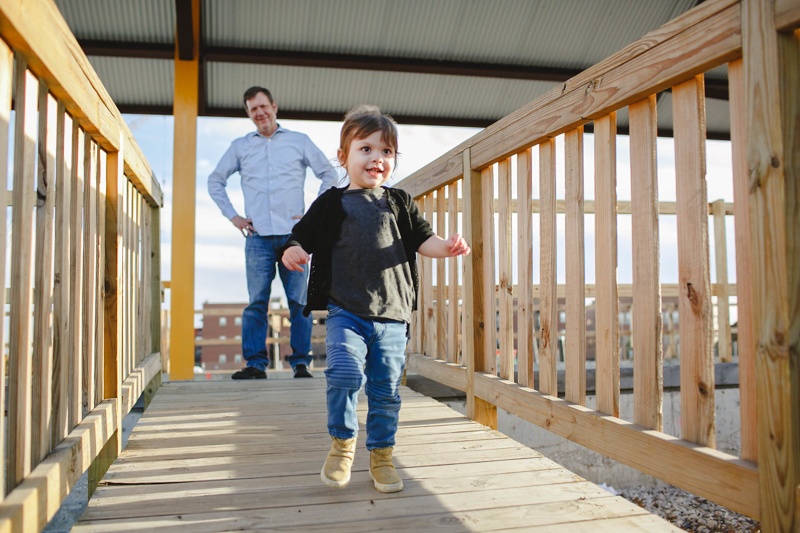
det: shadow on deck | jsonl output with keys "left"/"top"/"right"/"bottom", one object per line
{"left": 73, "top": 377, "right": 679, "bottom": 532}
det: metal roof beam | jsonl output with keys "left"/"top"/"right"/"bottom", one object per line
{"left": 78, "top": 40, "right": 173, "bottom": 59}
{"left": 175, "top": 0, "right": 196, "bottom": 61}
{"left": 203, "top": 47, "right": 580, "bottom": 82}
{"left": 77, "top": 40, "right": 729, "bottom": 99}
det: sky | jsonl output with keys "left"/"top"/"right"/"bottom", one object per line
{"left": 125, "top": 113, "right": 738, "bottom": 323}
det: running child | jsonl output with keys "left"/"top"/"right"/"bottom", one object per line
{"left": 279, "top": 105, "right": 471, "bottom": 493}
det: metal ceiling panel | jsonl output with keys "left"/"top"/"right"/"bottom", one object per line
{"left": 54, "top": 0, "right": 174, "bottom": 42}
{"left": 49, "top": 0, "right": 730, "bottom": 135}
{"left": 204, "top": 0, "right": 697, "bottom": 68}
{"left": 86, "top": 57, "right": 174, "bottom": 106}
{"left": 206, "top": 62, "right": 560, "bottom": 122}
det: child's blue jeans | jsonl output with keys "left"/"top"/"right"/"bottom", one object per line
{"left": 324, "top": 304, "right": 407, "bottom": 450}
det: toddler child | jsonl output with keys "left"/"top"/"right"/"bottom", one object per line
{"left": 280, "top": 105, "right": 470, "bottom": 492}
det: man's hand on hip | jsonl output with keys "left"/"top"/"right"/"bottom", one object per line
{"left": 231, "top": 215, "right": 255, "bottom": 237}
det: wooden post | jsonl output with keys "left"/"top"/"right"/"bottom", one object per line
{"left": 728, "top": 57, "right": 758, "bottom": 462}
{"left": 169, "top": 0, "right": 200, "bottom": 380}
{"left": 565, "top": 127, "right": 586, "bottom": 406}
{"left": 711, "top": 199, "right": 731, "bottom": 362}
{"left": 7, "top": 57, "right": 38, "bottom": 488}
{"left": 516, "top": 149, "right": 534, "bottom": 387}
{"left": 538, "top": 139, "right": 558, "bottom": 396}
{"left": 743, "top": 1, "right": 799, "bottom": 529}
{"left": 0, "top": 39, "right": 12, "bottom": 499}
{"left": 497, "top": 158, "right": 513, "bottom": 381}
{"left": 462, "top": 149, "right": 496, "bottom": 429}
{"left": 630, "top": 95, "right": 664, "bottom": 431}
{"left": 593, "top": 112, "right": 619, "bottom": 417}
{"left": 446, "top": 182, "right": 459, "bottom": 364}
{"left": 673, "top": 74, "right": 715, "bottom": 447}
{"left": 91, "top": 137, "right": 124, "bottom": 498}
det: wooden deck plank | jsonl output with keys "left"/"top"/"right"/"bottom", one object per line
{"left": 74, "top": 378, "right": 679, "bottom": 531}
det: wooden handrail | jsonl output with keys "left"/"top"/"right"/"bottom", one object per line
{"left": 0, "top": 0, "right": 164, "bottom": 530}
{"left": 398, "top": 0, "right": 799, "bottom": 527}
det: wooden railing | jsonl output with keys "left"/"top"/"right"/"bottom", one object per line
{"left": 399, "top": 0, "right": 799, "bottom": 530}
{"left": 0, "top": 0, "right": 163, "bottom": 530}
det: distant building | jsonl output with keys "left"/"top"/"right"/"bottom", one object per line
{"left": 198, "top": 300, "right": 327, "bottom": 371}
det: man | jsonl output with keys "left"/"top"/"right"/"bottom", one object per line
{"left": 208, "top": 86, "right": 338, "bottom": 379}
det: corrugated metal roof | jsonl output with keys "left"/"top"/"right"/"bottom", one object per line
{"left": 204, "top": 0, "right": 697, "bottom": 67}
{"left": 51, "top": 0, "right": 730, "bottom": 136}
{"left": 87, "top": 57, "right": 174, "bottom": 106}
{"left": 206, "top": 62, "right": 560, "bottom": 120}
{"left": 55, "top": 0, "right": 174, "bottom": 42}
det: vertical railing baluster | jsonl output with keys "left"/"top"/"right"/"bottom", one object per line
{"left": 630, "top": 95, "right": 664, "bottom": 431}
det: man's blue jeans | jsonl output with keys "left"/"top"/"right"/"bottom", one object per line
{"left": 242, "top": 234, "right": 313, "bottom": 371}
{"left": 324, "top": 304, "right": 407, "bottom": 450}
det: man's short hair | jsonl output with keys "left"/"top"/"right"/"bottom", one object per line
{"left": 243, "top": 86, "right": 273, "bottom": 108}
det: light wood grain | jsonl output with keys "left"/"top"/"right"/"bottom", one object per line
{"left": 774, "top": 0, "right": 800, "bottom": 31}
{"left": 32, "top": 86, "right": 58, "bottom": 464}
{"left": 8, "top": 60, "right": 38, "bottom": 488}
{"left": 0, "top": 41, "right": 12, "bottom": 499}
{"left": 69, "top": 123, "right": 86, "bottom": 431}
{"left": 480, "top": 166, "right": 497, "bottom": 376}
{"left": 469, "top": 5, "right": 740, "bottom": 172}
{"left": 474, "top": 372, "right": 758, "bottom": 518}
{"left": 0, "top": 0, "right": 160, "bottom": 205}
{"left": 52, "top": 107, "right": 73, "bottom": 449}
{"left": 396, "top": 0, "right": 740, "bottom": 199}
{"left": 593, "top": 113, "right": 619, "bottom": 417}
{"left": 82, "top": 136, "right": 99, "bottom": 414}
{"left": 423, "top": 193, "right": 435, "bottom": 357}
{"left": 71, "top": 379, "right": 679, "bottom": 533}
{"left": 462, "top": 150, "right": 495, "bottom": 427}
{"left": 728, "top": 58, "right": 758, "bottom": 463}
{"left": 711, "top": 199, "right": 731, "bottom": 362}
{"left": 743, "top": 1, "right": 799, "bottom": 529}
{"left": 564, "top": 127, "right": 586, "bottom": 406}
{"left": 0, "top": 401, "right": 118, "bottom": 533}
{"left": 673, "top": 75, "right": 715, "bottom": 447}
{"left": 497, "top": 158, "right": 514, "bottom": 380}
{"left": 516, "top": 149, "right": 534, "bottom": 387}
{"left": 436, "top": 187, "right": 447, "bottom": 361}
{"left": 629, "top": 95, "right": 663, "bottom": 431}
{"left": 538, "top": 139, "right": 558, "bottom": 396}
{"left": 447, "top": 182, "right": 459, "bottom": 364}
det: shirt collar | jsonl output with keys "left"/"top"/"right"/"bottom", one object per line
{"left": 252, "top": 123, "right": 286, "bottom": 138}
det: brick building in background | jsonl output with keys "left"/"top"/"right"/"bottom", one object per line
{"left": 197, "top": 300, "right": 327, "bottom": 372}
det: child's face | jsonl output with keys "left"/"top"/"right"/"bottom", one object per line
{"left": 339, "top": 130, "right": 396, "bottom": 190}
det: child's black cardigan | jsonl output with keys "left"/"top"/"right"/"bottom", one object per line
{"left": 278, "top": 186, "right": 435, "bottom": 317}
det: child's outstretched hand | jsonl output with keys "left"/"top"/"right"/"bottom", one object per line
{"left": 445, "top": 233, "right": 471, "bottom": 257}
{"left": 282, "top": 245, "right": 310, "bottom": 272}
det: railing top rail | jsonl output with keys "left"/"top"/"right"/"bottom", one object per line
{"left": 0, "top": 0, "right": 162, "bottom": 207}
{"left": 396, "top": 0, "right": 742, "bottom": 199}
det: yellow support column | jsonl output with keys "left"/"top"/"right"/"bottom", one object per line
{"left": 169, "top": 0, "right": 200, "bottom": 380}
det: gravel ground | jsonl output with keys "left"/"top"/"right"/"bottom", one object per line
{"left": 611, "top": 484, "right": 761, "bottom": 532}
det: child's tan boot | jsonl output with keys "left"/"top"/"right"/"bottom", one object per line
{"left": 321, "top": 437, "right": 357, "bottom": 488}
{"left": 369, "top": 447, "right": 404, "bottom": 493}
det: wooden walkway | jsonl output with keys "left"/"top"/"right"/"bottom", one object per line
{"left": 73, "top": 376, "right": 680, "bottom": 532}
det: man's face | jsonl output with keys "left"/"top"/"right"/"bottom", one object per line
{"left": 245, "top": 92, "right": 278, "bottom": 136}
